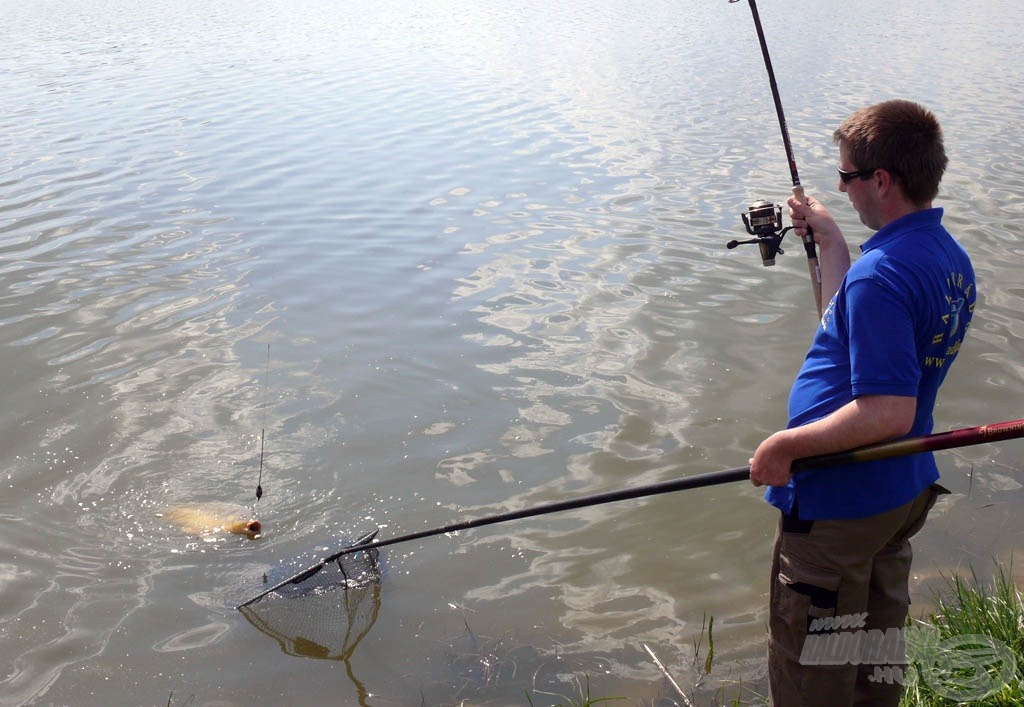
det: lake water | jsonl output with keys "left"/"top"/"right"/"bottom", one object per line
{"left": 3, "top": 0, "right": 1024, "bottom": 705}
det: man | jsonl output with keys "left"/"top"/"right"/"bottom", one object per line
{"left": 749, "top": 99, "right": 976, "bottom": 706}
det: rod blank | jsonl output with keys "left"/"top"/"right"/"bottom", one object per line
{"left": 237, "top": 418, "right": 1024, "bottom": 609}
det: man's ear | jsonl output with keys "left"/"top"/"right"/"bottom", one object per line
{"left": 875, "top": 168, "right": 901, "bottom": 199}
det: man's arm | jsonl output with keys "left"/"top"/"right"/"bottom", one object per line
{"left": 749, "top": 395, "right": 917, "bottom": 487}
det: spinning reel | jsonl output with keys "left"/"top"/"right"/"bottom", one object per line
{"left": 726, "top": 200, "right": 795, "bottom": 266}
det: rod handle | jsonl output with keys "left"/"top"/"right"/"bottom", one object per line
{"left": 791, "top": 185, "right": 823, "bottom": 317}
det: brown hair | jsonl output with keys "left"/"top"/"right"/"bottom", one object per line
{"left": 833, "top": 100, "right": 947, "bottom": 205}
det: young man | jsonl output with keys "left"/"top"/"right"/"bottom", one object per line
{"left": 748, "top": 100, "right": 976, "bottom": 706}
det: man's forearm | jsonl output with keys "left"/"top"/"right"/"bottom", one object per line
{"left": 793, "top": 396, "right": 914, "bottom": 458}
{"left": 750, "top": 395, "right": 916, "bottom": 487}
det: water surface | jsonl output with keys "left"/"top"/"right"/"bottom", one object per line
{"left": 2, "top": 0, "right": 1024, "bottom": 704}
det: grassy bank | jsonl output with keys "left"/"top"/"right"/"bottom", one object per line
{"left": 900, "top": 563, "right": 1023, "bottom": 706}
{"left": 523, "top": 563, "right": 1023, "bottom": 706}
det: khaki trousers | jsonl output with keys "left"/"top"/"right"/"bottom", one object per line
{"left": 768, "top": 484, "right": 943, "bottom": 707}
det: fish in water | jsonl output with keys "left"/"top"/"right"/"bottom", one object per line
{"left": 163, "top": 502, "right": 262, "bottom": 539}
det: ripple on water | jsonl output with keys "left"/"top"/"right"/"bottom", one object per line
{"left": 2, "top": 0, "right": 1024, "bottom": 704}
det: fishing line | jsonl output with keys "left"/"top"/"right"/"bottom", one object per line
{"left": 727, "top": 0, "right": 823, "bottom": 315}
{"left": 255, "top": 343, "right": 270, "bottom": 503}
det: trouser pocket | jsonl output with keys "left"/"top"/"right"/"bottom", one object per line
{"left": 774, "top": 553, "right": 842, "bottom": 644}
{"left": 769, "top": 535, "right": 857, "bottom": 704}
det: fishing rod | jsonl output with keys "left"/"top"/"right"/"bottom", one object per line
{"left": 255, "top": 343, "right": 270, "bottom": 503}
{"left": 237, "top": 417, "right": 1024, "bottom": 609}
{"left": 726, "top": 0, "right": 823, "bottom": 317}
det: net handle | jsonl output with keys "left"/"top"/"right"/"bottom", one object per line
{"left": 237, "top": 418, "right": 1024, "bottom": 609}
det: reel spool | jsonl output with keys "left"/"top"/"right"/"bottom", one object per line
{"left": 727, "top": 199, "right": 793, "bottom": 266}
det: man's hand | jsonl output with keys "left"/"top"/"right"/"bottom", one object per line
{"left": 787, "top": 194, "right": 840, "bottom": 246}
{"left": 787, "top": 193, "right": 851, "bottom": 307}
{"left": 749, "top": 430, "right": 798, "bottom": 487}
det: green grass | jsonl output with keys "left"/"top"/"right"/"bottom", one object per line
{"left": 525, "top": 673, "right": 625, "bottom": 706}
{"left": 900, "top": 562, "right": 1024, "bottom": 706}
{"left": 521, "top": 562, "right": 1024, "bottom": 707}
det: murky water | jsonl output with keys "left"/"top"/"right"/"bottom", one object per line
{"left": 2, "top": 0, "right": 1024, "bottom": 705}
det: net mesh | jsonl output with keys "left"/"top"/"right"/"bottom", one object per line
{"left": 238, "top": 531, "right": 382, "bottom": 661}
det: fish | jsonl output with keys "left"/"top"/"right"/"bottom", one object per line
{"left": 162, "top": 502, "right": 262, "bottom": 539}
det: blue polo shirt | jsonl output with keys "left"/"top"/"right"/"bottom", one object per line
{"left": 765, "top": 208, "right": 975, "bottom": 519}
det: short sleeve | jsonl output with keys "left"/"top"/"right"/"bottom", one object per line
{"left": 845, "top": 278, "right": 920, "bottom": 398}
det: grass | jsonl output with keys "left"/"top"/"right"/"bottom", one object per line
{"left": 525, "top": 673, "right": 625, "bottom": 706}
{"left": 166, "top": 692, "right": 195, "bottom": 707}
{"left": 522, "top": 561, "right": 1024, "bottom": 707}
{"left": 637, "top": 612, "right": 768, "bottom": 707}
{"left": 181, "top": 561, "right": 1023, "bottom": 706}
{"left": 522, "top": 612, "right": 766, "bottom": 706}
{"left": 900, "top": 562, "right": 1024, "bottom": 706}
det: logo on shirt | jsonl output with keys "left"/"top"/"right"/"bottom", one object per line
{"left": 926, "top": 275, "right": 974, "bottom": 368}
{"left": 947, "top": 296, "right": 965, "bottom": 339}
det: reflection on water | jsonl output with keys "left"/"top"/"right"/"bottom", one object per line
{"left": 2, "top": 0, "right": 1024, "bottom": 704}
{"left": 241, "top": 582, "right": 382, "bottom": 705}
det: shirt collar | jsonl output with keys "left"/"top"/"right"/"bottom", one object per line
{"left": 860, "top": 207, "right": 944, "bottom": 253}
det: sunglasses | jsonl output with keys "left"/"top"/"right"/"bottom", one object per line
{"left": 837, "top": 166, "right": 877, "bottom": 184}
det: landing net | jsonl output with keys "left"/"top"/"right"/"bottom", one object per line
{"left": 238, "top": 529, "right": 382, "bottom": 661}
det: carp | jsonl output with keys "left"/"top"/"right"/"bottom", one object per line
{"left": 163, "top": 502, "right": 262, "bottom": 538}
